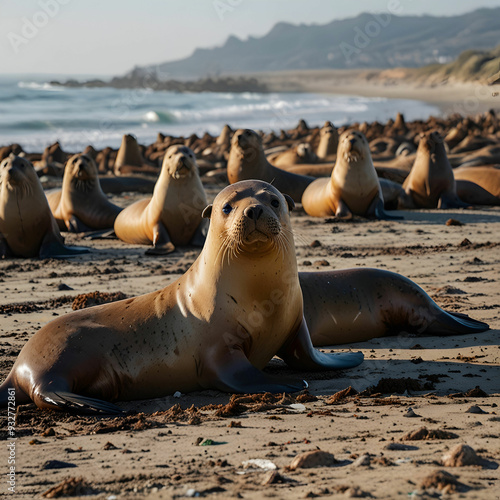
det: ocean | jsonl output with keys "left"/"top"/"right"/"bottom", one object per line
{"left": 0, "top": 75, "right": 441, "bottom": 152}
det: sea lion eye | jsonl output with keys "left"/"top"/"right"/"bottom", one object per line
{"left": 271, "top": 199, "right": 280, "bottom": 208}
{"left": 222, "top": 203, "right": 232, "bottom": 214}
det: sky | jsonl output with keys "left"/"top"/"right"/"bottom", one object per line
{"left": 1, "top": 0, "right": 500, "bottom": 76}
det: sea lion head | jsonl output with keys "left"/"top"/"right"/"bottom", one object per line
{"left": 296, "top": 143, "right": 311, "bottom": 159}
{"left": 202, "top": 180, "right": 295, "bottom": 258}
{"left": 418, "top": 131, "right": 444, "bottom": 155}
{"left": 0, "top": 155, "right": 36, "bottom": 196}
{"left": 66, "top": 154, "right": 98, "bottom": 183}
{"left": 338, "top": 130, "right": 369, "bottom": 163}
{"left": 231, "top": 129, "right": 263, "bottom": 163}
{"left": 162, "top": 145, "right": 198, "bottom": 179}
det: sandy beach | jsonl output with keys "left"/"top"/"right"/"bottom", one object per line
{"left": 0, "top": 176, "right": 499, "bottom": 498}
{"left": 254, "top": 69, "right": 500, "bottom": 115}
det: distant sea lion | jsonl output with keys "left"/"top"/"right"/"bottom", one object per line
{"left": 47, "top": 154, "right": 123, "bottom": 232}
{"left": 269, "top": 143, "right": 319, "bottom": 168}
{"left": 454, "top": 166, "right": 500, "bottom": 205}
{"left": 227, "top": 129, "right": 315, "bottom": 202}
{"left": 316, "top": 122, "right": 338, "bottom": 161}
{"left": 400, "top": 132, "right": 468, "bottom": 209}
{"left": 0, "top": 156, "right": 88, "bottom": 258}
{"left": 0, "top": 180, "right": 363, "bottom": 414}
{"left": 114, "top": 134, "right": 158, "bottom": 175}
{"left": 302, "top": 130, "right": 401, "bottom": 219}
{"left": 114, "top": 145, "right": 208, "bottom": 255}
{"left": 299, "top": 269, "right": 488, "bottom": 346}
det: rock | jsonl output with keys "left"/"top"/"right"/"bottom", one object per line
{"left": 352, "top": 454, "right": 371, "bottom": 467}
{"left": 401, "top": 427, "right": 458, "bottom": 441}
{"left": 465, "top": 405, "right": 488, "bottom": 414}
{"left": 419, "top": 470, "right": 467, "bottom": 493}
{"left": 289, "top": 450, "right": 337, "bottom": 470}
{"left": 441, "top": 444, "right": 482, "bottom": 467}
{"left": 403, "top": 407, "right": 421, "bottom": 418}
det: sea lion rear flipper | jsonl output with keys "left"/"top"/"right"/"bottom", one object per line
{"left": 207, "top": 347, "right": 305, "bottom": 394}
{"left": 145, "top": 222, "right": 175, "bottom": 255}
{"left": 277, "top": 318, "right": 364, "bottom": 371}
{"left": 425, "top": 309, "right": 489, "bottom": 336}
{"left": 38, "top": 390, "right": 124, "bottom": 415}
{"left": 82, "top": 229, "right": 117, "bottom": 240}
{"left": 0, "top": 232, "right": 12, "bottom": 258}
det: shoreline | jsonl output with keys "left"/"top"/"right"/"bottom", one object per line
{"left": 251, "top": 69, "right": 500, "bottom": 115}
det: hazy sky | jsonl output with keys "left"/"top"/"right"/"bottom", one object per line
{"left": 2, "top": 0, "right": 500, "bottom": 75}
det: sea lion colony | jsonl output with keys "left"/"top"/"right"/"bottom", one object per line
{"left": 0, "top": 110, "right": 498, "bottom": 412}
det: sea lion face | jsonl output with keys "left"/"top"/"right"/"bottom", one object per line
{"left": 66, "top": 154, "right": 97, "bottom": 182}
{"left": 164, "top": 145, "right": 197, "bottom": 179}
{"left": 203, "top": 180, "right": 295, "bottom": 256}
{"left": 0, "top": 155, "right": 35, "bottom": 195}
{"left": 419, "top": 131, "right": 444, "bottom": 155}
{"left": 297, "top": 143, "right": 311, "bottom": 159}
{"left": 338, "top": 130, "right": 368, "bottom": 163}
{"left": 233, "top": 129, "right": 262, "bottom": 151}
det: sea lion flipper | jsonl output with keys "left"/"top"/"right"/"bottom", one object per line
{"left": 66, "top": 215, "right": 92, "bottom": 233}
{"left": 145, "top": 222, "right": 175, "bottom": 255}
{"left": 0, "top": 233, "right": 12, "bottom": 258}
{"left": 427, "top": 310, "right": 489, "bottom": 335}
{"left": 189, "top": 219, "right": 209, "bottom": 247}
{"left": 335, "top": 199, "right": 353, "bottom": 220}
{"left": 277, "top": 319, "right": 364, "bottom": 371}
{"left": 39, "top": 222, "right": 89, "bottom": 258}
{"left": 371, "top": 196, "right": 404, "bottom": 220}
{"left": 40, "top": 390, "right": 124, "bottom": 415}
{"left": 209, "top": 347, "right": 305, "bottom": 394}
{"left": 437, "top": 192, "right": 471, "bottom": 209}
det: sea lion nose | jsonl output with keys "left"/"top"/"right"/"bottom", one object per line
{"left": 7, "top": 168, "right": 15, "bottom": 176}
{"left": 349, "top": 138, "right": 356, "bottom": 145}
{"left": 244, "top": 205, "right": 263, "bottom": 220}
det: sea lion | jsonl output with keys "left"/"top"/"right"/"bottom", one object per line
{"left": 114, "top": 145, "right": 208, "bottom": 255}
{"left": 454, "top": 166, "right": 500, "bottom": 205}
{"left": 227, "top": 129, "right": 315, "bottom": 203}
{"left": 0, "top": 180, "right": 363, "bottom": 414}
{"left": 0, "top": 155, "right": 88, "bottom": 258}
{"left": 114, "top": 134, "right": 158, "bottom": 175}
{"left": 316, "top": 123, "right": 338, "bottom": 161}
{"left": 299, "top": 269, "right": 489, "bottom": 346}
{"left": 400, "top": 132, "right": 468, "bottom": 209}
{"left": 302, "top": 130, "right": 401, "bottom": 219}
{"left": 47, "top": 154, "right": 123, "bottom": 232}
{"left": 268, "top": 143, "right": 319, "bottom": 168}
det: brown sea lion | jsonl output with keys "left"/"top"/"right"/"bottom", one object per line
{"left": 399, "top": 132, "right": 468, "bottom": 209}
{"left": 454, "top": 166, "right": 500, "bottom": 205}
{"left": 316, "top": 123, "right": 338, "bottom": 162}
{"left": 299, "top": 269, "right": 488, "bottom": 346}
{"left": 302, "top": 130, "right": 401, "bottom": 219}
{"left": 227, "top": 129, "right": 315, "bottom": 202}
{"left": 268, "top": 143, "right": 319, "bottom": 167}
{"left": 114, "top": 134, "right": 158, "bottom": 175}
{"left": 47, "top": 154, "right": 123, "bottom": 232}
{"left": 0, "top": 156, "right": 88, "bottom": 258}
{"left": 114, "top": 145, "right": 208, "bottom": 255}
{"left": 0, "top": 180, "right": 363, "bottom": 414}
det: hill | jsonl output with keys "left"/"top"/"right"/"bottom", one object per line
{"left": 132, "top": 7, "right": 500, "bottom": 80}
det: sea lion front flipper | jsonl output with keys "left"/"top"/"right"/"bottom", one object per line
{"left": 371, "top": 196, "right": 404, "bottom": 220}
{"left": 438, "top": 192, "right": 471, "bottom": 209}
{"left": 335, "top": 199, "right": 353, "bottom": 220}
{"left": 39, "top": 390, "right": 124, "bottom": 415}
{"left": 39, "top": 221, "right": 89, "bottom": 258}
{"left": 277, "top": 318, "right": 364, "bottom": 371}
{"left": 207, "top": 347, "right": 306, "bottom": 394}
{"left": 146, "top": 222, "right": 175, "bottom": 255}
{"left": 189, "top": 219, "right": 209, "bottom": 247}
{"left": 0, "top": 232, "right": 12, "bottom": 258}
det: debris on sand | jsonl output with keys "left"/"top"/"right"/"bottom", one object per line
{"left": 72, "top": 291, "right": 127, "bottom": 310}
{"left": 401, "top": 427, "right": 458, "bottom": 441}
{"left": 418, "top": 470, "right": 468, "bottom": 493}
{"left": 466, "top": 405, "right": 488, "bottom": 414}
{"left": 465, "top": 386, "right": 489, "bottom": 397}
{"left": 325, "top": 386, "right": 358, "bottom": 404}
{"left": 42, "top": 477, "right": 97, "bottom": 498}
{"left": 362, "top": 378, "right": 432, "bottom": 395}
